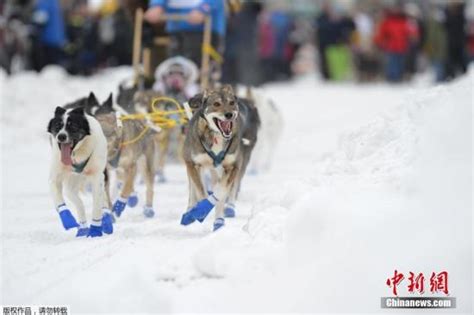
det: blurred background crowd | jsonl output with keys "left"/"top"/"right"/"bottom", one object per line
{"left": 1, "top": 0, "right": 473, "bottom": 84}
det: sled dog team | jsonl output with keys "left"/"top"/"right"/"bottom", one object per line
{"left": 47, "top": 76, "right": 278, "bottom": 237}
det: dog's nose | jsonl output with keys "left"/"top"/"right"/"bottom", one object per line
{"left": 57, "top": 133, "right": 67, "bottom": 142}
{"left": 224, "top": 112, "right": 234, "bottom": 120}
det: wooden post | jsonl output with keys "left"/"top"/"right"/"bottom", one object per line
{"left": 132, "top": 8, "right": 144, "bottom": 83}
{"left": 143, "top": 48, "right": 151, "bottom": 77}
{"left": 200, "top": 15, "right": 212, "bottom": 90}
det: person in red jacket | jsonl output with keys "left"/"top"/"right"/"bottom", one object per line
{"left": 374, "top": 6, "right": 418, "bottom": 82}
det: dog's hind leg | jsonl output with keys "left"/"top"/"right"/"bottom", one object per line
{"left": 224, "top": 176, "right": 240, "bottom": 218}
{"left": 88, "top": 172, "right": 106, "bottom": 237}
{"left": 155, "top": 132, "right": 170, "bottom": 183}
{"left": 112, "top": 163, "right": 137, "bottom": 218}
{"left": 212, "top": 165, "right": 240, "bottom": 231}
{"left": 103, "top": 168, "right": 112, "bottom": 209}
{"left": 143, "top": 147, "right": 155, "bottom": 218}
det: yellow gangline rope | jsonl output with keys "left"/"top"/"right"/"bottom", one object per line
{"left": 119, "top": 96, "right": 188, "bottom": 147}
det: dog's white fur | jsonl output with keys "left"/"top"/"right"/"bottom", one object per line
{"left": 49, "top": 112, "right": 108, "bottom": 226}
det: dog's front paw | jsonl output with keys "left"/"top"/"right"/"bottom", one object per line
{"left": 112, "top": 197, "right": 127, "bottom": 217}
{"left": 143, "top": 206, "right": 155, "bottom": 218}
{"left": 213, "top": 218, "right": 225, "bottom": 231}
{"left": 224, "top": 203, "right": 236, "bottom": 218}
{"left": 57, "top": 204, "right": 80, "bottom": 230}
{"left": 87, "top": 223, "right": 103, "bottom": 238}
{"left": 102, "top": 211, "right": 114, "bottom": 235}
{"left": 127, "top": 193, "right": 138, "bottom": 208}
{"left": 180, "top": 196, "right": 217, "bottom": 226}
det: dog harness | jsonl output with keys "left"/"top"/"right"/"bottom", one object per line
{"left": 199, "top": 136, "right": 234, "bottom": 167}
{"left": 72, "top": 155, "right": 91, "bottom": 173}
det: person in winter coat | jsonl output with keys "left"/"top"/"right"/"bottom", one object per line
{"left": 444, "top": 2, "right": 467, "bottom": 80}
{"left": 424, "top": 7, "right": 448, "bottom": 82}
{"left": 374, "top": 6, "right": 417, "bottom": 82}
{"left": 32, "top": 0, "right": 67, "bottom": 71}
{"left": 144, "top": 0, "right": 226, "bottom": 83}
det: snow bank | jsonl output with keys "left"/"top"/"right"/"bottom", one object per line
{"left": 240, "top": 73, "right": 472, "bottom": 312}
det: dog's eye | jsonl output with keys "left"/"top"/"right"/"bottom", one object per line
{"left": 213, "top": 102, "right": 221, "bottom": 107}
{"left": 53, "top": 121, "right": 63, "bottom": 132}
{"left": 67, "top": 121, "right": 78, "bottom": 131}
{"left": 229, "top": 101, "right": 235, "bottom": 106}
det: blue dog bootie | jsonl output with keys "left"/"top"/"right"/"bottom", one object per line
{"left": 112, "top": 196, "right": 127, "bottom": 217}
{"left": 57, "top": 204, "right": 80, "bottom": 230}
{"left": 213, "top": 218, "right": 225, "bottom": 231}
{"left": 180, "top": 195, "right": 218, "bottom": 226}
{"left": 143, "top": 205, "right": 155, "bottom": 218}
{"left": 224, "top": 203, "right": 236, "bottom": 218}
{"left": 127, "top": 192, "right": 139, "bottom": 208}
{"left": 102, "top": 209, "right": 114, "bottom": 235}
{"left": 87, "top": 219, "right": 103, "bottom": 238}
{"left": 76, "top": 221, "right": 89, "bottom": 237}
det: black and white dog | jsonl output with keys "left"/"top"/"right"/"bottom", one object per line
{"left": 47, "top": 106, "right": 113, "bottom": 237}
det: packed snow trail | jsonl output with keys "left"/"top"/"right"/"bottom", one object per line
{"left": 1, "top": 67, "right": 472, "bottom": 313}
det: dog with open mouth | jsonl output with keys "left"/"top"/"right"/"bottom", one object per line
{"left": 47, "top": 106, "right": 113, "bottom": 237}
{"left": 181, "top": 85, "right": 260, "bottom": 231}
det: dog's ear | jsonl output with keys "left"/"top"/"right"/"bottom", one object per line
{"left": 54, "top": 106, "right": 66, "bottom": 117}
{"left": 70, "top": 106, "right": 85, "bottom": 116}
{"left": 47, "top": 118, "right": 54, "bottom": 133}
{"left": 103, "top": 93, "right": 113, "bottom": 108}
{"left": 221, "top": 84, "right": 234, "bottom": 95}
{"left": 88, "top": 92, "right": 100, "bottom": 107}
{"left": 188, "top": 93, "right": 204, "bottom": 110}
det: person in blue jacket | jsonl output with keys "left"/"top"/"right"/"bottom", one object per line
{"left": 145, "top": 0, "right": 226, "bottom": 82}
{"left": 32, "top": 0, "right": 67, "bottom": 70}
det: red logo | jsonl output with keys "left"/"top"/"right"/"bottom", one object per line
{"left": 386, "top": 270, "right": 449, "bottom": 296}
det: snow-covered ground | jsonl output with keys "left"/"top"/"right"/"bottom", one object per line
{"left": 0, "top": 66, "right": 472, "bottom": 314}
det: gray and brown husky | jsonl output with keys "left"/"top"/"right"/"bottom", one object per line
{"left": 180, "top": 85, "right": 260, "bottom": 231}
{"left": 94, "top": 96, "right": 157, "bottom": 219}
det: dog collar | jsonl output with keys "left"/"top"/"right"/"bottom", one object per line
{"left": 199, "top": 136, "right": 233, "bottom": 167}
{"left": 72, "top": 155, "right": 92, "bottom": 173}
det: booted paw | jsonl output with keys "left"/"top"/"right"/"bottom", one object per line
{"left": 224, "top": 205, "right": 236, "bottom": 218}
{"left": 180, "top": 211, "right": 196, "bottom": 225}
{"left": 143, "top": 206, "right": 155, "bottom": 218}
{"left": 102, "top": 212, "right": 114, "bottom": 235}
{"left": 127, "top": 193, "right": 139, "bottom": 208}
{"left": 58, "top": 206, "right": 80, "bottom": 230}
{"left": 213, "top": 218, "right": 225, "bottom": 231}
{"left": 76, "top": 227, "right": 89, "bottom": 237}
{"left": 87, "top": 224, "right": 103, "bottom": 238}
{"left": 180, "top": 197, "right": 216, "bottom": 226}
{"left": 112, "top": 198, "right": 127, "bottom": 217}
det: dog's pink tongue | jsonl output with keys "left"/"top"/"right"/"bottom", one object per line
{"left": 60, "top": 143, "right": 73, "bottom": 165}
{"left": 221, "top": 121, "right": 232, "bottom": 133}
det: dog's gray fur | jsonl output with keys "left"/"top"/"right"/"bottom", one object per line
{"left": 183, "top": 85, "right": 259, "bottom": 220}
